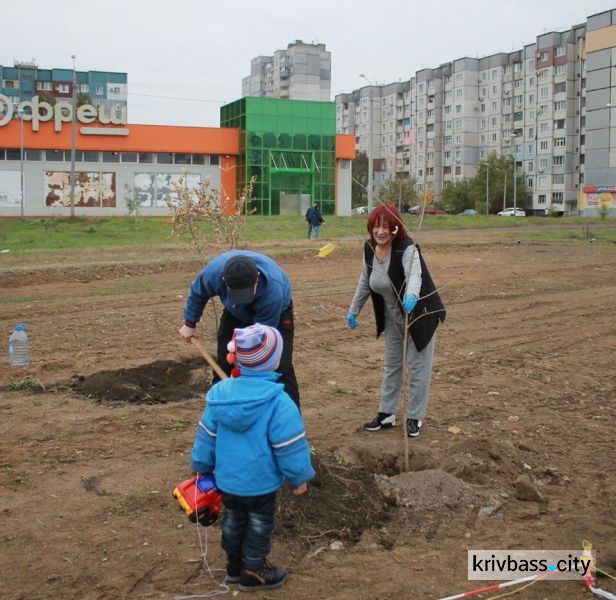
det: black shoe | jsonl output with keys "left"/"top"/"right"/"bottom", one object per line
{"left": 239, "top": 559, "right": 287, "bottom": 592}
{"left": 407, "top": 419, "right": 422, "bottom": 437}
{"left": 226, "top": 561, "right": 242, "bottom": 584}
{"left": 364, "top": 412, "right": 396, "bottom": 432}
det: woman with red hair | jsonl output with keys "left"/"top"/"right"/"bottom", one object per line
{"left": 346, "top": 204, "right": 446, "bottom": 437}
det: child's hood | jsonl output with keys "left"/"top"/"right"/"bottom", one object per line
{"left": 206, "top": 372, "right": 284, "bottom": 433}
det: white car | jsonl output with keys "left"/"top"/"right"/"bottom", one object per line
{"left": 354, "top": 206, "right": 369, "bottom": 215}
{"left": 497, "top": 207, "right": 526, "bottom": 217}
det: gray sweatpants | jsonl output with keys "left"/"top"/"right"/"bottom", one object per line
{"left": 379, "top": 314, "right": 436, "bottom": 420}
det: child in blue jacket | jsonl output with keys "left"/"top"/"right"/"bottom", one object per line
{"left": 191, "top": 323, "right": 315, "bottom": 592}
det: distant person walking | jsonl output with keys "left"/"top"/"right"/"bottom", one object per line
{"left": 305, "top": 203, "right": 325, "bottom": 240}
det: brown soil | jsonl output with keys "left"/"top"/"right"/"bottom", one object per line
{"left": 1, "top": 230, "right": 615, "bottom": 599}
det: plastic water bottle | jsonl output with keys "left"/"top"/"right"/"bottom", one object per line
{"left": 8, "top": 324, "right": 29, "bottom": 366}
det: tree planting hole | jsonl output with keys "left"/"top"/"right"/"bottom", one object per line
{"left": 71, "top": 357, "right": 210, "bottom": 404}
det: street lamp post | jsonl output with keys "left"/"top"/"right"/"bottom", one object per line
{"left": 511, "top": 133, "right": 518, "bottom": 212}
{"left": 359, "top": 74, "right": 374, "bottom": 212}
{"left": 18, "top": 108, "right": 25, "bottom": 217}
{"left": 69, "top": 54, "right": 77, "bottom": 218}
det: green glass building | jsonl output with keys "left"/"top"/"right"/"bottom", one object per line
{"left": 220, "top": 97, "right": 337, "bottom": 216}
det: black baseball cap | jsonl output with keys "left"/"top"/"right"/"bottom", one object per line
{"left": 223, "top": 255, "right": 259, "bottom": 305}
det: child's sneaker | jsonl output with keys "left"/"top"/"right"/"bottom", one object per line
{"left": 239, "top": 559, "right": 287, "bottom": 592}
{"left": 363, "top": 412, "right": 395, "bottom": 431}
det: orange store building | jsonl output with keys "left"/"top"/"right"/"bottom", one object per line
{"left": 0, "top": 97, "right": 355, "bottom": 217}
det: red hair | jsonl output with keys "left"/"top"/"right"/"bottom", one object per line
{"left": 366, "top": 204, "right": 410, "bottom": 245}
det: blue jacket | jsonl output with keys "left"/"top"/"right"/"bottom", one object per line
{"left": 183, "top": 250, "right": 293, "bottom": 327}
{"left": 191, "top": 371, "right": 315, "bottom": 496}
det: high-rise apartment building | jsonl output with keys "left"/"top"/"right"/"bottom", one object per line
{"left": 336, "top": 10, "right": 616, "bottom": 215}
{"left": 242, "top": 41, "right": 331, "bottom": 101}
{"left": 0, "top": 60, "right": 127, "bottom": 118}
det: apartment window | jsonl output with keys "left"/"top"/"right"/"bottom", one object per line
{"left": 480, "top": 135, "right": 486, "bottom": 144}
{"left": 456, "top": 73, "right": 463, "bottom": 83}
{"left": 554, "top": 100, "right": 566, "bottom": 111}
{"left": 552, "top": 192, "right": 563, "bottom": 202}
{"left": 444, "top": 136, "right": 452, "bottom": 145}
{"left": 138, "top": 153, "right": 154, "bottom": 163}
{"left": 444, "top": 105, "right": 451, "bottom": 114}
{"left": 445, "top": 91, "right": 452, "bottom": 102}
{"left": 455, "top": 150, "right": 461, "bottom": 160}
{"left": 491, "top": 69, "right": 497, "bottom": 80}
{"left": 514, "top": 111, "right": 523, "bottom": 121}
{"left": 554, "top": 119, "right": 565, "bottom": 130}
{"left": 553, "top": 137, "right": 566, "bottom": 147}
{"left": 492, "top": 133, "right": 497, "bottom": 142}
{"left": 455, "top": 119, "right": 462, "bottom": 129}
{"left": 480, "top": 150, "right": 486, "bottom": 159}
{"left": 528, "top": 76, "right": 535, "bottom": 85}
{"left": 427, "top": 109, "right": 434, "bottom": 117}
{"left": 418, "top": 98, "right": 425, "bottom": 107}
{"left": 503, "top": 82, "right": 512, "bottom": 92}
{"left": 503, "top": 98, "right": 511, "bottom": 107}
{"left": 528, "top": 59, "right": 535, "bottom": 70}
{"left": 539, "top": 158, "right": 548, "bottom": 169}
{"left": 481, "top": 103, "right": 486, "bottom": 112}
{"left": 527, "top": 161, "right": 534, "bottom": 172}
{"left": 528, "top": 94, "right": 535, "bottom": 103}
{"left": 455, "top": 135, "right": 462, "bottom": 144}
{"left": 538, "top": 194, "right": 547, "bottom": 204}
{"left": 552, "top": 174, "right": 564, "bottom": 184}
{"left": 445, "top": 120, "right": 452, "bottom": 129}
{"left": 514, "top": 95, "right": 523, "bottom": 104}
{"left": 492, "top": 101, "right": 498, "bottom": 110}
{"left": 455, "top": 166, "right": 461, "bottom": 175}
{"left": 455, "top": 104, "right": 461, "bottom": 113}
{"left": 456, "top": 89, "right": 463, "bottom": 98}
{"left": 482, "top": 72, "right": 487, "bottom": 81}
{"left": 540, "top": 140, "right": 549, "bottom": 151}
{"left": 57, "top": 84, "right": 70, "bottom": 93}
{"left": 427, "top": 152, "right": 434, "bottom": 161}
{"left": 540, "top": 86, "right": 549, "bottom": 98}
{"left": 491, "top": 117, "right": 497, "bottom": 126}
{"left": 418, "top": 83, "right": 424, "bottom": 93}
{"left": 514, "top": 80, "right": 522, "bottom": 88}
{"left": 528, "top": 127, "right": 534, "bottom": 138}
{"left": 528, "top": 178, "right": 533, "bottom": 187}
{"left": 540, "top": 122, "right": 549, "bottom": 133}
{"left": 95, "top": 85, "right": 104, "bottom": 95}
{"left": 540, "top": 52, "right": 549, "bottom": 62}
{"left": 539, "top": 69, "right": 549, "bottom": 80}
{"left": 529, "top": 110, "right": 535, "bottom": 120}
{"left": 503, "top": 130, "right": 510, "bottom": 141}
{"left": 36, "top": 81, "right": 52, "bottom": 91}
{"left": 492, "top": 85, "right": 497, "bottom": 94}
{"left": 504, "top": 65, "right": 512, "bottom": 75}
{"left": 539, "top": 176, "right": 547, "bottom": 187}
{"left": 555, "top": 46, "right": 566, "bottom": 57}
{"left": 555, "top": 64, "right": 566, "bottom": 75}
{"left": 444, "top": 150, "right": 451, "bottom": 159}
{"left": 554, "top": 82, "right": 566, "bottom": 94}
{"left": 553, "top": 155, "right": 564, "bottom": 166}
{"left": 527, "top": 145, "right": 534, "bottom": 155}
{"left": 109, "top": 86, "right": 121, "bottom": 95}
{"left": 503, "top": 114, "right": 511, "bottom": 123}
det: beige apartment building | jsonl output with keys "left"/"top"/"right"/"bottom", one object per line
{"left": 336, "top": 9, "right": 616, "bottom": 215}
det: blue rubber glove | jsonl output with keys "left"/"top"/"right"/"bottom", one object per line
{"left": 402, "top": 294, "right": 417, "bottom": 314}
{"left": 346, "top": 313, "right": 359, "bottom": 330}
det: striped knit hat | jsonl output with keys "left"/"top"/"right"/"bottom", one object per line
{"left": 227, "top": 324, "right": 283, "bottom": 372}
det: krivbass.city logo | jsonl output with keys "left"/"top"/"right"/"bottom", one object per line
{"left": 468, "top": 550, "right": 594, "bottom": 580}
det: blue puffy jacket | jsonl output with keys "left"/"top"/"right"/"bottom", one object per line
{"left": 183, "top": 250, "right": 293, "bottom": 328}
{"left": 191, "top": 371, "right": 315, "bottom": 496}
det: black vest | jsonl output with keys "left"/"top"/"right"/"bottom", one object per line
{"left": 364, "top": 238, "right": 446, "bottom": 352}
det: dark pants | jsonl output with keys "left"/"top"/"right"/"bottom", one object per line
{"left": 221, "top": 491, "right": 277, "bottom": 571}
{"left": 214, "top": 303, "right": 301, "bottom": 408}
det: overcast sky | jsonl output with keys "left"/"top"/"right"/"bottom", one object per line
{"left": 2, "top": 0, "right": 614, "bottom": 127}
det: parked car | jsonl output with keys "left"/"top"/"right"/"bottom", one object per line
{"left": 497, "top": 207, "right": 526, "bottom": 217}
{"left": 458, "top": 209, "right": 479, "bottom": 216}
{"left": 354, "top": 206, "right": 369, "bottom": 215}
{"left": 409, "top": 205, "right": 446, "bottom": 215}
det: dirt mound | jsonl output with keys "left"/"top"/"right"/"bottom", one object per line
{"left": 276, "top": 453, "right": 393, "bottom": 548}
{"left": 71, "top": 357, "right": 209, "bottom": 404}
{"left": 376, "top": 469, "right": 482, "bottom": 512}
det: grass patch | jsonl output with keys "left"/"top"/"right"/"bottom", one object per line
{"left": 7, "top": 379, "right": 38, "bottom": 391}
{"left": 0, "top": 215, "right": 614, "bottom": 253}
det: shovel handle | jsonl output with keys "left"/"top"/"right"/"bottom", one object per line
{"left": 190, "top": 338, "right": 228, "bottom": 380}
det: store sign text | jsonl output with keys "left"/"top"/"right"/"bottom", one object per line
{"left": 0, "top": 94, "right": 127, "bottom": 133}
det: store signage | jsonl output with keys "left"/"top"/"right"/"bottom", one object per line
{"left": 0, "top": 94, "right": 128, "bottom": 135}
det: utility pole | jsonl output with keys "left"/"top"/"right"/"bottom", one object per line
{"left": 18, "top": 108, "right": 25, "bottom": 217}
{"left": 511, "top": 133, "right": 518, "bottom": 212}
{"left": 360, "top": 74, "right": 375, "bottom": 212}
{"left": 69, "top": 54, "right": 77, "bottom": 217}
{"left": 485, "top": 162, "right": 489, "bottom": 215}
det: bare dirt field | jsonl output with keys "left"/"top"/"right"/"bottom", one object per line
{"left": 1, "top": 228, "right": 615, "bottom": 599}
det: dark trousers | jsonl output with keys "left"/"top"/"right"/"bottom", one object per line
{"left": 221, "top": 491, "right": 277, "bottom": 570}
{"left": 214, "top": 303, "right": 301, "bottom": 408}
